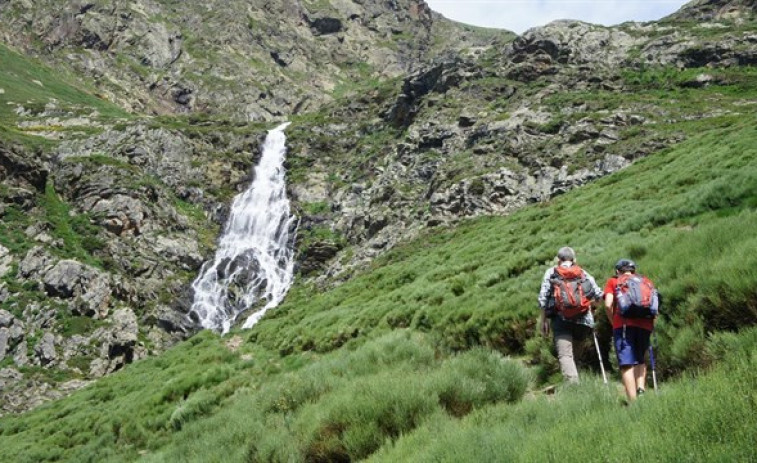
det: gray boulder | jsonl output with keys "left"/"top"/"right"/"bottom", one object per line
{"left": 90, "top": 194, "right": 148, "bottom": 236}
{"left": 42, "top": 260, "right": 112, "bottom": 318}
{"left": 0, "top": 244, "right": 12, "bottom": 277}
{"left": 89, "top": 308, "right": 140, "bottom": 377}
{"left": 13, "top": 340, "right": 28, "bottom": 367}
{"left": 0, "top": 309, "right": 13, "bottom": 327}
{"left": 0, "top": 328, "right": 9, "bottom": 361}
{"left": 18, "top": 246, "right": 55, "bottom": 279}
{"left": 0, "top": 142, "right": 49, "bottom": 191}
{"left": 34, "top": 332, "right": 57, "bottom": 365}
{"left": 509, "top": 20, "right": 640, "bottom": 68}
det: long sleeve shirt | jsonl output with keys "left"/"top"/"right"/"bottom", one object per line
{"left": 538, "top": 263, "right": 603, "bottom": 328}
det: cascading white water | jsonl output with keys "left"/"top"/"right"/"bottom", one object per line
{"left": 190, "top": 122, "right": 297, "bottom": 333}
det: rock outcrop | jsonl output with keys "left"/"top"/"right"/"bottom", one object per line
{"left": 0, "top": 0, "right": 493, "bottom": 120}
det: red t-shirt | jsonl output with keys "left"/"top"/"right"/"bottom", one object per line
{"left": 604, "top": 276, "right": 655, "bottom": 331}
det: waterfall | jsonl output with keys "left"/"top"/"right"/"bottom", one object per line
{"left": 190, "top": 122, "right": 297, "bottom": 334}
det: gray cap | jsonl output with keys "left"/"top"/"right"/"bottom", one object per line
{"left": 557, "top": 247, "right": 576, "bottom": 262}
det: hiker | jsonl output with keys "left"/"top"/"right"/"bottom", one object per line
{"left": 603, "top": 259, "right": 658, "bottom": 401}
{"left": 538, "top": 247, "right": 603, "bottom": 383}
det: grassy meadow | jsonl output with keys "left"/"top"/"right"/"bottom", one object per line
{"left": 1, "top": 99, "right": 757, "bottom": 461}
{"left": 370, "top": 328, "right": 757, "bottom": 463}
{"left": 254, "top": 113, "right": 757, "bottom": 374}
{"left": 0, "top": 43, "right": 130, "bottom": 146}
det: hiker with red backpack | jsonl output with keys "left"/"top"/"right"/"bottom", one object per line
{"left": 603, "top": 259, "right": 659, "bottom": 401}
{"left": 538, "top": 247, "right": 603, "bottom": 383}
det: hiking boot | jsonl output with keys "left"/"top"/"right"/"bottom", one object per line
{"left": 637, "top": 387, "right": 646, "bottom": 397}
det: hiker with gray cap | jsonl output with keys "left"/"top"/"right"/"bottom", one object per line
{"left": 538, "top": 247, "right": 603, "bottom": 383}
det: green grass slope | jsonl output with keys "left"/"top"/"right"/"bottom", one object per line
{"left": 256, "top": 113, "right": 757, "bottom": 370}
{"left": 370, "top": 329, "right": 757, "bottom": 463}
{"left": 0, "top": 43, "right": 129, "bottom": 145}
{"left": 1, "top": 110, "right": 757, "bottom": 461}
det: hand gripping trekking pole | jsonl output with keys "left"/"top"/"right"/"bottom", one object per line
{"left": 592, "top": 330, "right": 608, "bottom": 384}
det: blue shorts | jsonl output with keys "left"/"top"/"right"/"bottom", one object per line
{"left": 613, "top": 326, "right": 651, "bottom": 367}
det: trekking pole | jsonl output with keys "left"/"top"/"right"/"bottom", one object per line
{"left": 649, "top": 332, "right": 659, "bottom": 394}
{"left": 592, "top": 330, "right": 608, "bottom": 385}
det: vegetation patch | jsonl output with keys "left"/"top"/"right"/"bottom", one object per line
{"left": 40, "top": 181, "right": 104, "bottom": 267}
{"left": 0, "top": 331, "right": 530, "bottom": 462}
{"left": 250, "top": 113, "right": 757, "bottom": 378}
{"left": 0, "top": 43, "right": 130, "bottom": 145}
{"left": 371, "top": 328, "right": 757, "bottom": 462}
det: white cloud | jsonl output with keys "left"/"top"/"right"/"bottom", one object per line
{"left": 425, "top": 0, "right": 691, "bottom": 34}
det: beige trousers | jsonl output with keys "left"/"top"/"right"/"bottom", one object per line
{"left": 552, "top": 317, "right": 591, "bottom": 383}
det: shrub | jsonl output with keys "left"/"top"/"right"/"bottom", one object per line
{"left": 168, "top": 389, "right": 221, "bottom": 431}
{"left": 257, "top": 371, "right": 334, "bottom": 414}
{"left": 297, "top": 373, "right": 438, "bottom": 462}
{"left": 659, "top": 321, "right": 707, "bottom": 376}
{"left": 371, "top": 328, "right": 757, "bottom": 463}
{"left": 344, "top": 330, "right": 436, "bottom": 375}
{"left": 524, "top": 335, "right": 560, "bottom": 384}
{"left": 432, "top": 348, "right": 531, "bottom": 417}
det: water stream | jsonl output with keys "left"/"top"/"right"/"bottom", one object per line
{"left": 190, "top": 122, "right": 297, "bottom": 333}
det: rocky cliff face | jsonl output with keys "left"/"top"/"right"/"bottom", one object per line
{"left": 1, "top": 0, "right": 756, "bottom": 414}
{"left": 287, "top": 11, "right": 757, "bottom": 281}
{"left": 670, "top": 0, "right": 757, "bottom": 21}
{"left": 0, "top": 0, "right": 508, "bottom": 415}
{"left": 0, "top": 0, "right": 497, "bottom": 120}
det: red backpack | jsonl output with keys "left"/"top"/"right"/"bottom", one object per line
{"left": 615, "top": 273, "right": 659, "bottom": 318}
{"left": 549, "top": 265, "right": 594, "bottom": 319}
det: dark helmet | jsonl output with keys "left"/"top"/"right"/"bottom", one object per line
{"left": 615, "top": 259, "right": 636, "bottom": 272}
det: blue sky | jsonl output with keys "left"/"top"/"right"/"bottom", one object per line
{"left": 425, "top": 0, "right": 692, "bottom": 34}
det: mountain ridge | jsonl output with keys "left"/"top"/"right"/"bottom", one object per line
{"left": 0, "top": 0, "right": 508, "bottom": 119}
